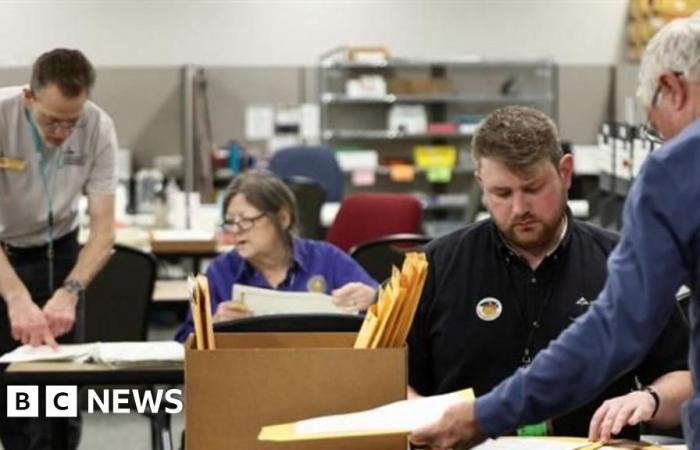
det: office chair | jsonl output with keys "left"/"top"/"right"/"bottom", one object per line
{"left": 268, "top": 145, "right": 344, "bottom": 202}
{"left": 326, "top": 193, "right": 423, "bottom": 252}
{"left": 213, "top": 313, "right": 363, "bottom": 333}
{"left": 81, "top": 244, "right": 171, "bottom": 450}
{"left": 349, "top": 233, "right": 432, "bottom": 283}
{"left": 284, "top": 175, "right": 326, "bottom": 240}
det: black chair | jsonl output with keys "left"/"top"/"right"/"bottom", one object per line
{"left": 83, "top": 244, "right": 156, "bottom": 342}
{"left": 213, "top": 313, "right": 363, "bottom": 333}
{"left": 80, "top": 245, "right": 171, "bottom": 450}
{"left": 349, "top": 233, "right": 432, "bottom": 283}
{"left": 284, "top": 176, "right": 326, "bottom": 240}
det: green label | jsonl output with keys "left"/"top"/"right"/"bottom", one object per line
{"left": 516, "top": 421, "right": 549, "bottom": 436}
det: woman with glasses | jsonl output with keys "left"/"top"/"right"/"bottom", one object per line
{"left": 175, "top": 170, "right": 378, "bottom": 342}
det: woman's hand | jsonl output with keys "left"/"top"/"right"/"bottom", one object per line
{"left": 331, "top": 282, "right": 377, "bottom": 312}
{"left": 213, "top": 300, "right": 253, "bottom": 323}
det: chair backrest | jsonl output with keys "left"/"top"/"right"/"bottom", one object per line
{"left": 83, "top": 244, "right": 157, "bottom": 342}
{"left": 350, "top": 233, "right": 432, "bottom": 283}
{"left": 326, "top": 193, "right": 423, "bottom": 252}
{"left": 213, "top": 313, "right": 363, "bottom": 333}
{"left": 284, "top": 175, "right": 326, "bottom": 240}
{"left": 268, "top": 146, "right": 344, "bottom": 202}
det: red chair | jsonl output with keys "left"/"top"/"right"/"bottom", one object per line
{"left": 326, "top": 193, "right": 423, "bottom": 252}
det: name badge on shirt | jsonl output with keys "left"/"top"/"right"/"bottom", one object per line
{"left": 62, "top": 148, "right": 86, "bottom": 166}
{"left": 0, "top": 156, "right": 27, "bottom": 172}
{"left": 307, "top": 275, "right": 328, "bottom": 293}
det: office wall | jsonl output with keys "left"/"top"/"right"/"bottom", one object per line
{"left": 0, "top": 1, "right": 628, "bottom": 66}
{"left": 0, "top": 1, "right": 629, "bottom": 166}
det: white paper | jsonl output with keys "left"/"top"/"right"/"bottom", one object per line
{"left": 295, "top": 390, "right": 467, "bottom": 435}
{"left": 245, "top": 106, "right": 275, "bottom": 140}
{"left": 0, "top": 341, "right": 184, "bottom": 367}
{"left": 0, "top": 343, "right": 95, "bottom": 363}
{"left": 473, "top": 438, "right": 589, "bottom": 450}
{"left": 232, "top": 285, "right": 351, "bottom": 316}
{"left": 95, "top": 342, "right": 184, "bottom": 367}
{"left": 151, "top": 228, "right": 215, "bottom": 242}
{"left": 300, "top": 104, "right": 320, "bottom": 139}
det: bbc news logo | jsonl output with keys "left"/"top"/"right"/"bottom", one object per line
{"left": 7, "top": 386, "right": 183, "bottom": 417}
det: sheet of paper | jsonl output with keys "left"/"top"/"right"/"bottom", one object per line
{"left": 245, "top": 106, "right": 274, "bottom": 140}
{"left": 95, "top": 341, "right": 184, "bottom": 367}
{"left": 0, "top": 343, "right": 95, "bottom": 363}
{"left": 259, "top": 389, "right": 472, "bottom": 441}
{"left": 232, "top": 284, "right": 351, "bottom": 315}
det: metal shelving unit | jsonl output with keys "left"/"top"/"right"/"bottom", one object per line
{"left": 318, "top": 49, "right": 558, "bottom": 235}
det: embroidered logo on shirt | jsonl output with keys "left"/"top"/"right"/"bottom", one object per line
{"left": 476, "top": 297, "right": 502, "bottom": 321}
{"left": 307, "top": 275, "right": 327, "bottom": 293}
{"left": 575, "top": 297, "right": 590, "bottom": 306}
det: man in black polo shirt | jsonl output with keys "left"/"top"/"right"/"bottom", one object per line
{"left": 408, "top": 106, "right": 689, "bottom": 439}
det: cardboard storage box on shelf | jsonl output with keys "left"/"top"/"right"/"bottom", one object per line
{"left": 185, "top": 332, "right": 407, "bottom": 450}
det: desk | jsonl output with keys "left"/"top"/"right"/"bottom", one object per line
{"left": 5, "top": 362, "right": 183, "bottom": 450}
{"left": 153, "top": 280, "right": 189, "bottom": 303}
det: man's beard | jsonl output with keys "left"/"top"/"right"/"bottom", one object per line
{"left": 499, "top": 200, "right": 566, "bottom": 251}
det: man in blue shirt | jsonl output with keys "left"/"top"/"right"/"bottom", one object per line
{"left": 411, "top": 14, "right": 700, "bottom": 449}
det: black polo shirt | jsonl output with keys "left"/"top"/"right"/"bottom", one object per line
{"left": 408, "top": 211, "right": 689, "bottom": 439}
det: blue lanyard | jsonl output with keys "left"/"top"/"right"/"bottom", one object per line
{"left": 24, "top": 107, "right": 63, "bottom": 293}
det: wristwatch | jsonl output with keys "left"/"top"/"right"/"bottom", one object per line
{"left": 63, "top": 278, "right": 85, "bottom": 296}
{"left": 642, "top": 385, "right": 661, "bottom": 418}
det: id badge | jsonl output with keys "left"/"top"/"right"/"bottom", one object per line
{"left": 0, "top": 156, "right": 27, "bottom": 172}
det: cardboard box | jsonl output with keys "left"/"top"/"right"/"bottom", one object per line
{"left": 185, "top": 332, "right": 407, "bottom": 450}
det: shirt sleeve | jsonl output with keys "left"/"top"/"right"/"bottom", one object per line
{"left": 85, "top": 111, "right": 117, "bottom": 195}
{"left": 475, "top": 156, "right": 693, "bottom": 437}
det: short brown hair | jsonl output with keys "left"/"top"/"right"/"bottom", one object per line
{"left": 30, "top": 48, "right": 96, "bottom": 98}
{"left": 472, "top": 106, "right": 561, "bottom": 170}
{"left": 222, "top": 170, "right": 298, "bottom": 246}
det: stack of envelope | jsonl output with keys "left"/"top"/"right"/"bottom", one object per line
{"left": 188, "top": 274, "right": 216, "bottom": 350}
{"left": 354, "top": 252, "right": 428, "bottom": 349}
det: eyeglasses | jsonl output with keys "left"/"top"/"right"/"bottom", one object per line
{"left": 639, "top": 121, "right": 664, "bottom": 145}
{"left": 33, "top": 112, "right": 87, "bottom": 133}
{"left": 220, "top": 212, "right": 266, "bottom": 233}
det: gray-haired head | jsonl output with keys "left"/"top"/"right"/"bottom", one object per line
{"left": 638, "top": 12, "right": 700, "bottom": 108}
{"left": 222, "top": 169, "right": 298, "bottom": 248}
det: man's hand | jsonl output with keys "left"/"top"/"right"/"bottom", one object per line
{"left": 588, "top": 390, "right": 656, "bottom": 442}
{"left": 331, "top": 282, "right": 376, "bottom": 312}
{"left": 410, "top": 400, "right": 485, "bottom": 450}
{"left": 6, "top": 293, "right": 57, "bottom": 348}
{"left": 42, "top": 288, "right": 78, "bottom": 338}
